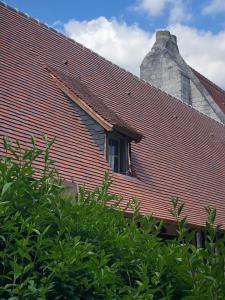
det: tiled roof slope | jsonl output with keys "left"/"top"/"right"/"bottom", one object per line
{"left": 192, "top": 68, "right": 225, "bottom": 114}
{"left": 46, "top": 66, "right": 142, "bottom": 142}
{"left": 1, "top": 2, "right": 225, "bottom": 229}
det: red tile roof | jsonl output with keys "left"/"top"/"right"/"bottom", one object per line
{"left": 1, "top": 2, "right": 225, "bottom": 229}
{"left": 192, "top": 68, "right": 225, "bottom": 114}
{"left": 46, "top": 66, "right": 142, "bottom": 142}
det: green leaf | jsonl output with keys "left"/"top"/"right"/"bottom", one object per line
{"left": 33, "top": 229, "right": 41, "bottom": 235}
{"left": 1, "top": 182, "right": 13, "bottom": 198}
{"left": 24, "top": 263, "right": 34, "bottom": 274}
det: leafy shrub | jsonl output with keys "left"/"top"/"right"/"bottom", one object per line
{"left": 0, "top": 136, "right": 225, "bottom": 299}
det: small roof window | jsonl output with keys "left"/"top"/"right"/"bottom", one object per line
{"left": 107, "top": 132, "right": 131, "bottom": 175}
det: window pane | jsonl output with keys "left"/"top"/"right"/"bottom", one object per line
{"left": 109, "top": 139, "right": 119, "bottom": 156}
{"left": 114, "top": 156, "right": 119, "bottom": 173}
{"left": 108, "top": 135, "right": 129, "bottom": 174}
{"left": 109, "top": 138, "right": 119, "bottom": 172}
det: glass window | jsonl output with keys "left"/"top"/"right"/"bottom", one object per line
{"left": 109, "top": 138, "right": 120, "bottom": 173}
{"left": 108, "top": 133, "right": 130, "bottom": 174}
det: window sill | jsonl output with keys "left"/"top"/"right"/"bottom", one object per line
{"left": 112, "top": 172, "right": 142, "bottom": 183}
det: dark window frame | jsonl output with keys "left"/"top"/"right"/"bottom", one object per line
{"left": 106, "top": 132, "right": 131, "bottom": 175}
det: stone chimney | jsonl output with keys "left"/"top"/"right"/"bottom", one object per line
{"left": 140, "top": 30, "right": 191, "bottom": 104}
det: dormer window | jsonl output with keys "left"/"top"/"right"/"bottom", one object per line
{"left": 107, "top": 132, "right": 130, "bottom": 174}
{"left": 46, "top": 67, "right": 142, "bottom": 176}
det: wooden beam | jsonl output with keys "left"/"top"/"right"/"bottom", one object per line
{"left": 50, "top": 73, "right": 113, "bottom": 132}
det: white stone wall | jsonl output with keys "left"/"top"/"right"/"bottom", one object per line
{"left": 73, "top": 101, "right": 106, "bottom": 152}
{"left": 140, "top": 30, "right": 225, "bottom": 124}
{"left": 190, "top": 81, "right": 221, "bottom": 122}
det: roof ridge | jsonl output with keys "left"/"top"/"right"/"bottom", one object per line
{"left": 0, "top": 1, "right": 173, "bottom": 104}
{"left": 191, "top": 67, "right": 225, "bottom": 95}
{"left": 141, "top": 77, "right": 225, "bottom": 130}
{"left": 0, "top": 1, "right": 144, "bottom": 85}
{"left": 1, "top": 1, "right": 225, "bottom": 130}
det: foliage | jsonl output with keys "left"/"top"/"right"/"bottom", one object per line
{"left": 0, "top": 136, "right": 225, "bottom": 299}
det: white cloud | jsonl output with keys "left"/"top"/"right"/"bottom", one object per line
{"left": 62, "top": 17, "right": 225, "bottom": 89}
{"left": 169, "top": 0, "right": 191, "bottom": 24}
{"left": 168, "top": 24, "right": 225, "bottom": 88}
{"left": 135, "top": 0, "right": 191, "bottom": 24}
{"left": 64, "top": 17, "right": 154, "bottom": 76}
{"left": 135, "top": 0, "right": 168, "bottom": 16}
{"left": 203, "top": 0, "right": 225, "bottom": 15}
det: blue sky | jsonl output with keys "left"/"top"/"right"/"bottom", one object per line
{"left": 5, "top": 0, "right": 225, "bottom": 32}
{"left": 4, "top": 0, "right": 225, "bottom": 87}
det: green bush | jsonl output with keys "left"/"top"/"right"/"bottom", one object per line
{"left": 0, "top": 136, "right": 225, "bottom": 299}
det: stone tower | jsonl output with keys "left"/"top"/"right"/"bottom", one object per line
{"left": 140, "top": 30, "right": 225, "bottom": 123}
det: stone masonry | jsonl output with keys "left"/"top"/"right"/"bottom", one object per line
{"left": 140, "top": 30, "right": 225, "bottom": 123}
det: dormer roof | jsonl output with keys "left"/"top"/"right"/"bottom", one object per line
{"left": 46, "top": 66, "right": 143, "bottom": 142}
